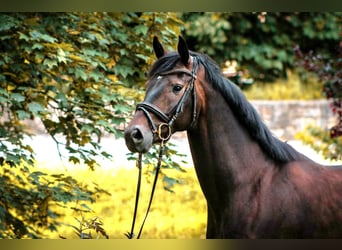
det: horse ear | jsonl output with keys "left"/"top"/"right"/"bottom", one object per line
{"left": 177, "top": 36, "right": 190, "bottom": 65}
{"left": 153, "top": 36, "right": 166, "bottom": 59}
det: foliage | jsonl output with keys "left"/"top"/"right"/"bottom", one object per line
{"left": 0, "top": 163, "right": 109, "bottom": 238}
{"left": 244, "top": 71, "right": 323, "bottom": 100}
{"left": 182, "top": 12, "right": 341, "bottom": 82}
{"left": 294, "top": 42, "right": 342, "bottom": 138}
{"left": 296, "top": 125, "right": 342, "bottom": 161}
{"left": 0, "top": 12, "right": 182, "bottom": 238}
{"left": 293, "top": 26, "right": 341, "bottom": 159}
{"left": 0, "top": 12, "right": 182, "bottom": 169}
{"left": 60, "top": 215, "right": 109, "bottom": 239}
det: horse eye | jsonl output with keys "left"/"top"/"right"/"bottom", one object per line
{"left": 172, "top": 84, "right": 183, "bottom": 93}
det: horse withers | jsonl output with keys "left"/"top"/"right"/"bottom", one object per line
{"left": 124, "top": 36, "right": 342, "bottom": 238}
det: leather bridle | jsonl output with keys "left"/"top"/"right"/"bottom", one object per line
{"left": 126, "top": 56, "right": 199, "bottom": 239}
{"left": 136, "top": 56, "right": 199, "bottom": 139}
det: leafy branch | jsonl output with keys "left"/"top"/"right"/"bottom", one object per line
{"left": 60, "top": 215, "right": 109, "bottom": 239}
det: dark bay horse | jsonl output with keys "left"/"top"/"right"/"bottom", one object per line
{"left": 124, "top": 36, "right": 342, "bottom": 238}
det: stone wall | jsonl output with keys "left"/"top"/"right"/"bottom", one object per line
{"left": 24, "top": 100, "right": 336, "bottom": 141}
{"left": 251, "top": 100, "right": 335, "bottom": 140}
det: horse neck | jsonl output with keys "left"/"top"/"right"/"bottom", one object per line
{"left": 187, "top": 81, "right": 273, "bottom": 203}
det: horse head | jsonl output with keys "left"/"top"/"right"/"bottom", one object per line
{"left": 124, "top": 36, "right": 200, "bottom": 153}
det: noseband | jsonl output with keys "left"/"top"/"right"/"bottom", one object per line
{"left": 127, "top": 57, "right": 199, "bottom": 239}
{"left": 136, "top": 56, "right": 199, "bottom": 141}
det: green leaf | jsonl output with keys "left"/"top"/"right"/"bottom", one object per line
{"left": 75, "top": 67, "right": 88, "bottom": 81}
{"left": 134, "top": 25, "right": 149, "bottom": 35}
{"left": 80, "top": 203, "right": 93, "bottom": 212}
{"left": 113, "top": 64, "right": 134, "bottom": 78}
{"left": 115, "top": 104, "right": 130, "bottom": 114}
{"left": 29, "top": 171, "right": 47, "bottom": 184}
{"left": 28, "top": 102, "right": 45, "bottom": 116}
{"left": 0, "top": 88, "right": 9, "bottom": 97}
{"left": 18, "top": 32, "right": 30, "bottom": 41}
{"left": 56, "top": 48, "right": 68, "bottom": 64}
{"left": 32, "top": 43, "right": 44, "bottom": 50}
{"left": 162, "top": 176, "right": 180, "bottom": 193}
{"left": 136, "top": 54, "right": 150, "bottom": 61}
{"left": 16, "top": 110, "right": 30, "bottom": 120}
{"left": 43, "top": 58, "right": 58, "bottom": 69}
{"left": 0, "top": 96, "right": 7, "bottom": 103}
{"left": 55, "top": 92, "right": 69, "bottom": 109}
{"left": 11, "top": 93, "right": 25, "bottom": 102}
{"left": 69, "top": 156, "right": 80, "bottom": 164}
{"left": 88, "top": 71, "right": 103, "bottom": 82}
{"left": 29, "top": 30, "right": 57, "bottom": 43}
{"left": 0, "top": 15, "right": 20, "bottom": 32}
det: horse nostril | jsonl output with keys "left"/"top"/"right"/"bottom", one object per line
{"left": 124, "top": 125, "right": 153, "bottom": 153}
{"left": 131, "top": 128, "right": 143, "bottom": 141}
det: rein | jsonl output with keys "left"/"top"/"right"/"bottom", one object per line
{"left": 126, "top": 57, "right": 198, "bottom": 239}
{"left": 126, "top": 126, "right": 170, "bottom": 239}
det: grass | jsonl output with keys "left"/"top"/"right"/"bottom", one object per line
{"left": 39, "top": 163, "right": 207, "bottom": 239}
{"left": 243, "top": 71, "right": 323, "bottom": 100}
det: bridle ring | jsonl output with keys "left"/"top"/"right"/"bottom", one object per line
{"left": 157, "top": 123, "right": 172, "bottom": 141}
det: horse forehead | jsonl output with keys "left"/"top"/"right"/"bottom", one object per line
{"left": 146, "top": 75, "right": 166, "bottom": 91}
{"left": 144, "top": 77, "right": 169, "bottom": 102}
{"left": 145, "top": 68, "right": 192, "bottom": 93}
{"left": 146, "top": 74, "right": 176, "bottom": 89}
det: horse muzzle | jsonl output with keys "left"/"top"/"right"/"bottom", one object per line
{"left": 124, "top": 124, "right": 153, "bottom": 153}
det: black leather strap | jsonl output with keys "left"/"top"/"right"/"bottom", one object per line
{"left": 136, "top": 102, "right": 170, "bottom": 124}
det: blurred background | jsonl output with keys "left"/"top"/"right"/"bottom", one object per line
{"left": 0, "top": 12, "right": 341, "bottom": 238}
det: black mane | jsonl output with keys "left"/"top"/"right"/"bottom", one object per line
{"left": 149, "top": 51, "right": 300, "bottom": 164}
